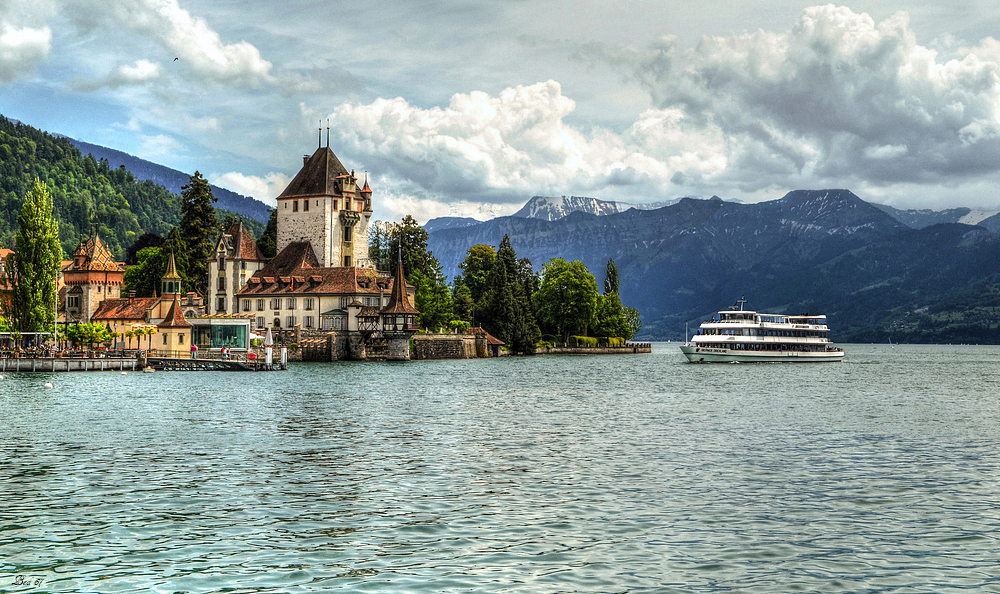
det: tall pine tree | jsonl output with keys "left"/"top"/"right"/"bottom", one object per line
{"left": 7, "top": 179, "right": 61, "bottom": 338}
{"left": 475, "top": 235, "right": 539, "bottom": 354}
{"left": 256, "top": 208, "right": 277, "bottom": 258}
{"left": 179, "top": 171, "right": 219, "bottom": 296}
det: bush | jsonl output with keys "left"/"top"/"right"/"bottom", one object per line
{"left": 570, "top": 335, "right": 598, "bottom": 347}
{"left": 536, "top": 340, "right": 554, "bottom": 350}
{"left": 601, "top": 337, "right": 625, "bottom": 347}
{"left": 448, "top": 320, "right": 471, "bottom": 333}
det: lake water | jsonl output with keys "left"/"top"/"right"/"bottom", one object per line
{"left": 3, "top": 343, "right": 1000, "bottom": 593}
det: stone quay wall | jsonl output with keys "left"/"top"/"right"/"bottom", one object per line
{"left": 412, "top": 334, "right": 480, "bottom": 360}
{"left": 538, "top": 343, "right": 652, "bottom": 356}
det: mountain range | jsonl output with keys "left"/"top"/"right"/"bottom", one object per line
{"left": 426, "top": 190, "right": 1000, "bottom": 342}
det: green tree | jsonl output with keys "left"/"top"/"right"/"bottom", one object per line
{"left": 67, "top": 322, "right": 110, "bottom": 349}
{"left": 124, "top": 228, "right": 189, "bottom": 297}
{"left": 533, "top": 258, "right": 599, "bottom": 344}
{"left": 124, "top": 247, "right": 165, "bottom": 297}
{"left": 256, "top": 208, "right": 277, "bottom": 258}
{"left": 457, "top": 244, "right": 496, "bottom": 304}
{"left": 604, "top": 258, "right": 619, "bottom": 295}
{"left": 594, "top": 292, "right": 632, "bottom": 340}
{"left": 388, "top": 215, "right": 435, "bottom": 279}
{"left": 367, "top": 220, "right": 395, "bottom": 272}
{"left": 475, "top": 235, "right": 539, "bottom": 354}
{"left": 8, "top": 179, "right": 61, "bottom": 338}
{"left": 179, "top": 171, "right": 219, "bottom": 296}
{"left": 412, "top": 269, "right": 454, "bottom": 332}
{"left": 451, "top": 280, "right": 474, "bottom": 323}
{"left": 125, "top": 232, "right": 164, "bottom": 266}
{"left": 383, "top": 215, "right": 452, "bottom": 331}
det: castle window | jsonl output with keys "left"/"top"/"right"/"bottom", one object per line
{"left": 271, "top": 298, "right": 281, "bottom": 310}
{"left": 273, "top": 318, "right": 281, "bottom": 328}
{"left": 163, "top": 335, "right": 168, "bottom": 345}
{"left": 68, "top": 295, "right": 80, "bottom": 309}
{"left": 242, "top": 299, "right": 251, "bottom": 312}
{"left": 303, "top": 199, "right": 309, "bottom": 212}
{"left": 304, "top": 298, "right": 314, "bottom": 311}
{"left": 343, "top": 255, "right": 351, "bottom": 267}
{"left": 286, "top": 297, "right": 296, "bottom": 309}
{"left": 256, "top": 299, "right": 265, "bottom": 311}
{"left": 241, "top": 262, "right": 246, "bottom": 270}
{"left": 256, "top": 316, "right": 265, "bottom": 328}
{"left": 293, "top": 200, "right": 299, "bottom": 212}
{"left": 179, "top": 333, "right": 185, "bottom": 345}
{"left": 217, "top": 297, "right": 226, "bottom": 312}
{"left": 344, "top": 226, "right": 352, "bottom": 242}
{"left": 340, "top": 297, "right": 349, "bottom": 308}
{"left": 333, "top": 200, "right": 338, "bottom": 210}
{"left": 217, "top": 278, "right": 226, "bottom": 291}
{"left": 218, "top": 256, "right": 225, "bottom": 271}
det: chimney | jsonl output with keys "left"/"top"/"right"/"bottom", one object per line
{"left": 129, "top": 290, "right": 135, "bottom": 301}
{"left": 303, "top": 155, "right": 309, "bottom": 165}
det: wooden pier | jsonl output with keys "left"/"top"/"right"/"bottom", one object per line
{"left": 0, "top": 355, "right": 282, "bottom": 373}
{"left": 145, "top": 357, "right": 268, "bottom": 371}
{"left": 0, "top": 357, "right": 140, "bottom": 373}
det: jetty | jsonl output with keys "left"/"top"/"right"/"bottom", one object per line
{"left": 0, "top": 350, "right": 286, "bottom": 373}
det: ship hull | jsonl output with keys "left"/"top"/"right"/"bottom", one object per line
{"left": 679, "top": 345, "right": 844, "bottom": 363}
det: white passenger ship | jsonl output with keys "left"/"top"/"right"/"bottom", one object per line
{"left": 680, "top": 298, "right": 844, "bottom": 363}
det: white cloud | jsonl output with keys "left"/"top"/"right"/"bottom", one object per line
{"left": 65, "top": 0, "right": 272, "bottom": 86}
{"left": 208, "top": 171, "right": 290, "bottom": 206}
{"left": 326, "top": 80, "right": 727, "bottom": 206}
{"left": 622, "top": 5, "right": 1000, "bottom": 189}
{"left": 72, "top": 58, "right": 162, "bottom": 91}
{"left": 0, "top": 23, "right": 51, "bottom": 82}
{"left": 139, "top": 133, "right": 184, "bottom": 157}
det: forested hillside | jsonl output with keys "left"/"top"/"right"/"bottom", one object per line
{"left": 0, "top": 116, "right": 262, "bottom": 259}
{"left": 70, "top": 138, "right": 271, "bottom": 223}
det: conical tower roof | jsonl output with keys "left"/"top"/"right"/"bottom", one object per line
{"left": 277, "top": 146, "right": 351, "bottom": 198}
{"left": 158, "top": 294, "right": 191, "bottom": 329}
{"left": 381, "top": 258, "right": 419, "bottom": 315}
{"left": 163, "top": 250, "right": 181, "bottom": 280}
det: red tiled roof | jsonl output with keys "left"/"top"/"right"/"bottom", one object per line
{"left": 223, "top": 219, "right": 267, "bottom": 261}
{"left": 258, "top": 242, "right": 319, "bottom": 277}
{"left": 158, "top": 295, "right": 191, "bottom": 328}
{"left": 237, "top": 243, "right": 399, "bottom": 297}
{"left": 92, "top": 297, "right": 158, "bottom": 321}
{"left": 468, "top": 327, "right": 504, "bottom": 345}
{"left": 277, "top": 147, "right": 351, "bottom": 199}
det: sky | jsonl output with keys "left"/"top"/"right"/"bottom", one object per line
{"left": 3, "top": 1, "right": 1000, "bottom": 223}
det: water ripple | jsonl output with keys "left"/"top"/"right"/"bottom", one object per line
{"left": 3, "top": 344, "right": 1000, "bottom": 591}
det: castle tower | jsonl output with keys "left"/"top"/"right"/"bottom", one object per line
{"left": 63, "top": 234, "right": 125, "bottom": 324}
{"left": 275, "top": 146, "right": 373, "bottom": 268}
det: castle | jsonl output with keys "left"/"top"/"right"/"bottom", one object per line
{"left": 55, "top": 142, "right": 418, "bottom": 361}
{"left": 225, "top": 144, "right": 418, "bottom": 360}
